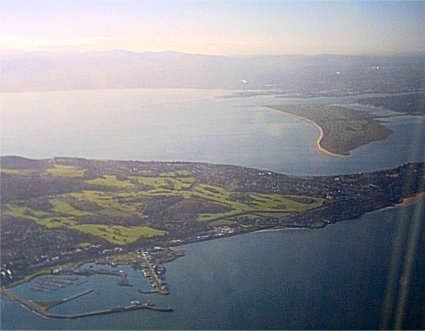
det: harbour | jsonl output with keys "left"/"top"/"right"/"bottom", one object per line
{"left": 138, "top": 250, "right": 169, "bottom": 295}
{"left": 1, "top": 89, "right": 424, "bottom": 329}
{"left": 0, "top": 287, "right": 172, "bottom": 319}
{"left": 1, "top": 185, "right": 424, "bottom": 329}
{"left": 1, "top": 257, "right": 175, "bottom": 321}
{"left": 75, "top": 269, "right": 131, "bottom": 287}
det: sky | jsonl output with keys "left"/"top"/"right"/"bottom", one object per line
{"left": 1, "top": 0, "right": 424, "bottom": 56}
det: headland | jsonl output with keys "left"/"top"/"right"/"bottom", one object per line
{"left": 1, "top": 156, "right": 423, "bottom": 292}
{"left": 267, "top": 104, "right": 393, "bottom": 156}
{"left": 358, "top": 92, "right": 425, "bottom": 116}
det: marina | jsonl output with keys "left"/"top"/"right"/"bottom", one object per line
{"left": 1, "top": 286, "right": 172, "bottom": 320}
{"left": 0, "top": 252, "right": 178, "bottom": 321}
{"left": 1, "top": 178, "right": 424, "bottom": 329}
{"left": 30, "top": 276, "right": 79, "bottom": 292}
{"left": 1, "top": 87, "right": 424, "bottom": 329}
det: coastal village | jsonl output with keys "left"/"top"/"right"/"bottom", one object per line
{"left": 0, "top": 156, "right": 424, "bottom": 318}
{"left": 1, "top": 157, "right": 424, "bottom": 287}
{"left": 0, "top": 246, "right": 180, "bottom": 318}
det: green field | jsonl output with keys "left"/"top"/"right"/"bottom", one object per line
{"left": 2, "top": 161, "right": 324, "bottom": 245}
{"left": 0, "top": 168, "right": 37, "bottom": 175}
{"left": 46, "top": 164, "right": 86, "bottom": 177}
{"left": 86, "top": 175, "right": 134, "bottom": 188}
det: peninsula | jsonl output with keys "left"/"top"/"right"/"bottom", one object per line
{"left": 1, "top": 156, "right": 424, "bottom": 287}
{"left": 267, "top": 104, "right": 393, "bottom": 156}
{"left": 358, "top": 92, "right": 425, "bottom": 116}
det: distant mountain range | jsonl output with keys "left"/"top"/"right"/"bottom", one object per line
{"left": 1, "top": 51, "right": 424, "bottom": 93}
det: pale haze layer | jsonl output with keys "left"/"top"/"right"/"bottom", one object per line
{"left": 1, "top": 0, "right": 424, "bottom": 56}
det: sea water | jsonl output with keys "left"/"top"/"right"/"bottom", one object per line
{"left": 1, "top": 199, "right": 423, "bottom": 330}
{"left": 1, "top": 89, "right": 424, "bottom": 175}
{"left": 1, "top": 89, "right": 424, "bottom": 329}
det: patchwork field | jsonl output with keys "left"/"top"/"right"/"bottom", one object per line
{"left": 1, "top": 158, "right": 324, "bottom": 245}
{"left": 1, "top": 157, "right": 424, "bottom": 282}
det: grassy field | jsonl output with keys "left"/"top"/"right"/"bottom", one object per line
{"left": 0, "top": 168, "right": 37, "bottom": 175}
{"left": 2, "top": 163, "right": 324, "bottom": 245}
{"left": 67, "top": 191, "right": 142, "bottom": 217}
{"left": 2, "top": 204, "right": 165, "bottom": 245}
{"left": 250, "top": 193, "right": 323, "bottom": 211}
{"left": 49, "top": 199, "right": 89, "bottom": 217}
{"left": 45, "top": 164, "right": 86, "bottom": 177}
{"left": 86, "top": 175, "right": 134, "bottom": 188}
{"left": 72, "top": 224, "right": 166, "bottom": 245}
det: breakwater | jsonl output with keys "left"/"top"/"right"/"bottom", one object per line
{"left": 42, "top": 289, "right": 94, "bottom": 309}
{"left": 1, "top": 287, "right": 172, "bottom": 320}
{"left": 46, "top": 302, "right": 173, "bottom": 319}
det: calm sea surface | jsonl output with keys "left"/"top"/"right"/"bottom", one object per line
{"left": 1, "top": 201, "right": 423, "bottom": 330}
{"left": 1, "top": 89, "right": 424, "bottom": 329}
{"left": 1, "top": 89, "right": 424, "bottom": 175}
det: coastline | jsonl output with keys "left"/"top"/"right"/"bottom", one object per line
{"left": 5, "top": 191, "right": 423, "bottom": 291}
{"left": 394, "top": 191, "right": 425, "bottom": 208}
{"left": 355, "top": 191, "right": 425, "bottom": 218}
{"left": 1, "top": 157, "right": 423, "bottom": 306}
{"left": 255, "top": 226, "right": 309, "bottom": 233}
{"left": 256, "top": 191, "right": 425, "bottom": 234}
{"left": 2, "top": 191, "right": 424, "bottom": 318}
{"left": 264, "top": 107, "right": 348, "bottom": 158}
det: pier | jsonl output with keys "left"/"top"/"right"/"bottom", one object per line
{"left": 138, "top": 289, "right": 162, "bottom": 295}
{"left": 139, "top": 251, "right": 169, "bottom": 295}
{"left": 1, "top": 288, "right": 47, "bottom": 318}
{"left": 1, "top": 287, "right": 172, "bottom": 319}
{"left": 47, "top": 302, "right": 173, "bottom": 319}
{"left": 36, "top": 289, "right": 94, "bottom": 310}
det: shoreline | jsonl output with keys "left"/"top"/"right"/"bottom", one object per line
{"left": 256, "top": 191, "right": 425, "bottom": 234}
{"left": 255, "top": 226, "right": 309, "bottom": 233}
{"left": 4, "top": 191, "right": 425, "bottom": 290}
{"left": 264, "top": 107, "right": 348, "bottom": 158}
{"left": 393, "top": 191, "right": 425, "bottom": 208}
{"left": 2, "top": 191, "right": 424, "bottom": 316}
{"left": 369, "top": 191, "right": 425, "bottom": 214}
{"left": 3, "top": 191, "right": 424, "bottom": 291}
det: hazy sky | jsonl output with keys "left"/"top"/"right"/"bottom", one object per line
{"left": 1, "top": 0, "right": 424, "bottom": 56}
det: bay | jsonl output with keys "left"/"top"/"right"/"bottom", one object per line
{"left": 1, "top": 88, "right": 424, "bottom": 329}
{"left": 2, "top": 197, "right": 423, "bottom": 329}
{"left": 1, "top": 89, "right": 424, "bottom": 175}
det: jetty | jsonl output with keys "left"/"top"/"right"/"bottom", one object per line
{"left": 139, "top": 251, "right": 169, "bottom": 295}
{"left": 1, "top": 287, "right": 172, "bottom": 319}
{"left": 35, "top": 289, "right": 94, "bottom": 310}
{"left": 47, "top": 302, "right": 173, "bottom": 319}
{"left": 139, "top": 289, "right": 162, "bottom": 295}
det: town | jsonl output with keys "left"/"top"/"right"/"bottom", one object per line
{"left": 1, "top": 156, "right": 424, "bottom": 286}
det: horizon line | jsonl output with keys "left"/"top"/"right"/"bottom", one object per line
{"left": 1, "top": 49, "right": 425, "bottom": 58}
